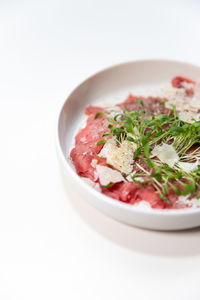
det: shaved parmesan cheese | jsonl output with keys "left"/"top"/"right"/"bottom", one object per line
{"left": 178, "top": 160, "right": 199, "bottom": 173}
{"left": 91, "top": 159, "right": 98, "bottom": 168}
{"left": 99, "top": 138, "right": 137, "bottom": 174}
{"left": 176, "top": 195, "right": 200, "bottom": 208}
{"left": 106, "top": 106, "right": 122, "bottom": 117}
{"left": 151, "top": 143, "right": 179, "bottom": 167}
{"left": 135, "top": 177, "right": 145, "bottom": 182}
{"left": 160, "top": 86, "right": 188, "bottom": 111}
{"left": 181, "top": 81, "right": 195, "bottom": 90}
{"left": 93, "top": 171, "right": 98, "bottom": 181}
{"left": 96, "top": 165, "right": 125, "bottom": 186}
{"left": 153, "top": 84, "right": 200, "bottom": 112}
{"left": 178, "top": 111, "right": 200, "bottom": 124}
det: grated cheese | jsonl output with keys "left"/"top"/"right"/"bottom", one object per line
{"left": 96, "top": 165, "right": 125, "bottom": 186}
{"left": 151, "top": 143, "right": 179, "bottom": 167}
{"left": 99, "top": 138, "right": 137, "bottom": 174}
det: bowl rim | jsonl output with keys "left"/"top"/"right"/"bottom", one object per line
{"left": 56, "top": 58, "right": 200, "bottom": 216}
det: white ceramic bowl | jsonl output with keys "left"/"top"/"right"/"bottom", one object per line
{"left": 56, "top": 59, "right": 200, "bottom": 231}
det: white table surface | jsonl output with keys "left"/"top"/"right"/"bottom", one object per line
{"left": 1, "top": 1, "right": 200, "bottom": 299}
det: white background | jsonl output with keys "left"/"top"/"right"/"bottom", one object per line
{"left": 1, "top": 0, "right": 200, "bottom": 299}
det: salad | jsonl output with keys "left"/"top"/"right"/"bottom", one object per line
{"left": 70, "top": 76, "right": 200, "bottom": 209}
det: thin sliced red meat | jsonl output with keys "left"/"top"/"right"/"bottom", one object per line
{"left": 118, "top": 94, "right": 170, "bottom": 116}
{"left": 171, "top": 76, "right": 196, "bottom": 97}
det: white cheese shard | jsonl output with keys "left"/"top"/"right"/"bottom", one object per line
{"left": 178, "top": 111, "right": 200, "bottom": 124}
{"left": 106, "top": 106, "right": 122, "bottom": 117}
{"left": 177, "top": 160, "right": 199, "bottom": 173}
{"left": 151, "top": 143, "right": 179, "bottom": 167}
{"left": 181, "top": 81, "right": 195, "bottom": 90}
{"left": 91, "top": 159, "right": 98, "bottom": 168}
{"left": 99, "top": 138, "right": 137, "bottom": 174}
{"left": 160, "top": 86, "right": 188, "bottom": 111}
{"left": 154, "top": 84, "right": 200, "bottom": 113}
{"left": 96, "top": 165, "right": 125, "bottom": 186}
{"left": 176, "top": 195, "right": 200, "bottom": 208}
{"left": 134, "top": 177, "right": 145, "bottom": 182}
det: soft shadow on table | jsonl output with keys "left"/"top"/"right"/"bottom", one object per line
{"left": 60, "top": 170, "right": 200, "bottom": 257}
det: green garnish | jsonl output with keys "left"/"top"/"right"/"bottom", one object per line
{"left": 101, "top": 183, "right": 115, "bottom": 188}
{"left": 95, "top": 101, "right": 200, "bottom": 204}
{"left": 94, "top": 112, "right": 105, "bottom": 119}
{"left": 96, "top": 139, "right": 107, "bottom": 146}
{"left": 136, "top": 99, "right": 144, "bottom": 107}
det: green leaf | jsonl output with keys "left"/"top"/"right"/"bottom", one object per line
{"left": 95, "top": 112, "right": 105, "bottom": 119}
{"left": 113, "top": 128, "right": 123, "bottom": 136}
{"left": 170, "top": 104, "right": 176, "bottom": 111}
{"left": 126, "top": 136, "right": 137, "bottom": 143}
{"left": 193, "top": 121, "right": 200, "bottom": 128}
{"left": 171, "top": 185, "right": 181, "bottom": 195}
{"left": 144, "top": 142, "right": 150, "bottom": 158}
{"left": 163, "top": 184, "right": 169, "bottom": 195}
{"left": 123, "top": 108, "right": 129, "bottom": 114}
{"left": 181, "top": 183, "right": 195, "bottom": 196}
{"left": 182, "top": 124, "right": 189, "bottom": 129}
{"left": 107, "top": 117, "right": 114, "bottom": 123}
{"left": 151, "top": 172, "right": 162, "bottom": 181}
{"left": 96, "top": 139, "right": 107, "bottom": 146}
{"left": 152, "top": 131, "right": 163, "bottom": 138}
{"left": 173, "top": 172, "right": 182, "bottom": 179}
{"left": 101, "top": 183, "right": 115, "bottom": 188}
{"left": 136, "top": 99, "right": 144, "bottom": 107}
{"left": 113, "top": 114, "right": 122, "bottom": 121}
{"left": 160, "top": 193, "right": 170, "bottom": 204}
{"left": 146, "top": 157, "right": 154, "bottom": 168}
{"left": 133, "top": 147, "right": 141, "bottom": 159}
{"left": 125, "top": 120, "right": 134, "bottom": 134}
{"left": 162, "top": 165, "right": 174, "bottom": 172}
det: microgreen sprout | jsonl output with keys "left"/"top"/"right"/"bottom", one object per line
{"left": 95, "top": 101, "right": 200, "bottom": 204}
